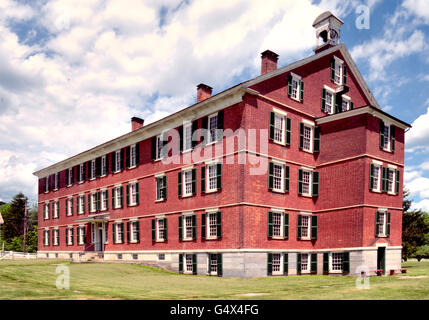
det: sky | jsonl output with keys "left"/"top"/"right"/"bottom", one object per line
{"left": 0, "top": 0, "right": 428, "bottom": 210}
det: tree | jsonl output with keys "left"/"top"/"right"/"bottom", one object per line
{"left": 414, "top": 245, "right": 429, "bottom": 261}
{"left": 402, "top": 187, "right": 429, "bottom": 261}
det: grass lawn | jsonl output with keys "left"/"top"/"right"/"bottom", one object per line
{"left": 0, "top": 259, "right": 428, "bottom": 300}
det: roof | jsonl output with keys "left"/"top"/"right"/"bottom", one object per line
{"left": 312, "top": 11, "right": 344, "bottom": 26}
{"left": 33, "top": 43, "right": 386, "bottom": 178}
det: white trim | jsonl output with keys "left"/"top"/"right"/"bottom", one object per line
{"left": 271, "top": 158, "right": 286, "bottom": 165}
{"left": 372, "top": 159, "right": 383, "bottom": 165}
{"left": 272, "top": 107, "right": 287, "bottom": 117}
{"left": 388, "top": 164, "right": 397, "bottom": 169}
{"left": 270, "top": 207, "right": 285, "bottom": 213}
{"left": 333, "top": 55, "right": 344, "bottom": 64}
{"left": 183, "top": 211, "right": 194, "bottom": 216}
{"left": 290, "top": 72, "right": 301, "bottom": 80}
{"left": 323, "top": 85, "right": 336, "bottom": 93}
{"left": 154, "top": 172, "right": 165, "bottom": 178}
{"left": 205, "top": 207, "right": 219, "bottom": 213}
{"left": 181, "top": 165, "right": 194, "bottom": 171}
{"left": 204, "top": 158, "right": 221, "bottom": 165}
{"left": 375, "top": 243, "right": 388, "bottom": 247}
{"left": 301, "top": 119, "right": 315, "bottom": 126}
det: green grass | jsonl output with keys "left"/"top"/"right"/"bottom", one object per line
{"left": 0, "top": 259, "right": 428, "bottom": 300}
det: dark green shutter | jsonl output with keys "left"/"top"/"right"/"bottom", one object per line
{"left": 311, "top": 253, "right": 317, "bottom": 273}
{"left": 112, "top": 223, "right": 116, "bottom": 244}
{"left": 284, "top": 213, "right": 289, "bottom": 239}
{"left": 126, "top": 184, "right": 130, "bottom": 206}
{"left": 217, "top": 211, "right": 222, "bottom": 238}
{"left": 299, "top": 123, "right": 304, "bottom": 149}
{"left": 380, "top": 120, "right": 385, "bottom": 149}
{"left": 136, "top": 221, "right": 140, "bottom": 242}
{"left": 201, "top": 166, "right": 206, "bottom": 193}
{"left": 375, "top": 211, "right": 380, "bottom": 236}
{"left": 135, "top": 143, "right": 140, "bottom": 166}
{"left": 126, "top": 222, "right": 130, "bottom": 243}
{"left": 269, "top": 111, "right": 275, "bottom": 141}
{"left": 287, "top": 74, "right": 292, "bottom": 97}
{"left": 330, "top": 58, "right": 335, "bottom": 81}
{"left": 268, "top": 162, "right": 274, "bottom": 190}
{"left": 284, "top": 165, "right": 290, "bottom": 193}
{"left": 321, "top": 88, "right": 326, "bottom": 112}
{"left": 216, "top": 163, "right": 222, "bottom": 190}
{"left": 178, "top": 216, "right": 183, "bottom": 241}
{"left": 217, "top": 254, "right": 223, "bottom": 277}
{"left": 369, "top": 164, "right": 375, "bottom": 190}
{"left": 381, "top": 167, "right": 387, "bottom": 193}
{"left": 297, "top": 215, "right": 302, "bottom": 239}
{"left": 201, "top": 213, "right": 206, "bottom": 240}
{"left": 313, "top": 127, "right": 320, "bottom": 153}
{"left": 323, "top": 253, "right": 329, "bottom": 274}
{"left": 286, "top": 117, "right": 291, "bottom": 145}
{"left": 163, "top": 176, "right": 167, "bottom": 200}
{"left": 391, "top": 125, "right": 395, "bottom": 152}
{"left": 192, "top": 254, "right": 197, "bottom": 275}
{"left": 192, "top": 169, "right": 197, "bottom": 195}
{"left": 136, "top": 183, "right": 139, "bottom": 205}
{"left": 151, "top": 219, "right": 156, "bottom": 241}
{"left": 126, "top": 146, "right": 130, "bottom": 168}
{"left": 395, "top": 170, "right": 400, "bottom": 195}
{"left": 312, "top": 171, "right": 319, "bottom": 197}
{"left": 311, "top": 215, "right": 318, "bottom": 240}
{"left": 297, "top": 253, "right": 302, "bottom": 274}
{"left": 201, "top": 117, "right": 208, "bottom": 146}
{"left": 87, "top": 194, "right": 91, "bottom": 213}
{"left": 217, "top": 110, "right": 224, "bottom": 142}
{"left": 112, "top": 187, "right": 115, "bottom": 209}
{"left": 191, "top": 121, "right": 198, "bottom": 149}
{"left": 283, "top": 253, "right": 288, "bottom": 275}
{"left": 179, "top": 254, "right": 183, "bottom": 273}
{"left": 343, "top": 252, "right": 350, "bottom": 273}
{"left": 120, "top": 186, "right": 124, "bottom": 208}
{"left": 179, "top": 126, "right": 183, "bottom": 152}
{"left": 298, "top": 169, "right": 303, "bottom": 195}
{"left": 350, "top": 101, "right": 354, "bottom": 110}
{"left": 267, "top": 253, "right": 273, "bottom": 276}
{"left": 164, "top": 218, "right": 168, "bottom": 240}
{"left": 343, "top": 65, "right": 347, "bottom": 84}
{"left": 267, "top": 211, "right": 273, "bottom": 238}
{"left": 192, "top": 215, "right": 197, "bottom": 240}
{"left": 178, "top": 171, "right": 182, "bottom": 197}
{"left": 386, "top": 212, "right": 391, "bottom": 236}
{"left": 300, "top": 80, "right": 304, "bottom": 103}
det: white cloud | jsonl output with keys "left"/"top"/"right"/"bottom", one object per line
{"left": 402, "top": 0, "right": 429, "bottom": 24}
{"left": 411, "top": 199, "right": 429, "bottom": 212}
{"left": 405, "top": 107, "right": 429, "bottom": 152}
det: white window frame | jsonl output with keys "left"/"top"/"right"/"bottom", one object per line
{"left": 115, "top": 186, "right": 122, "bottom": 209}
{"left": 101, "top": 190, "right": 108, "bottom": 211}
{"left": 272, "top": 253, "right": 284, "bottom": 275}
{"left": 156, "top": 218, "right": 166, "bottom": 242}
{"left": 101, "top": 155, "right": 107, "bottom": 176}
{"left": 333, "top": 56, "right": 344, "bottom": 85}
{"left": 382, "top": 121, "right": 391, "bottom": 152}
{"left": 273, "top": 112, "right": 286, "bottom": 145}
{"left": 387, "top": 168, "right": 396, "bottom": 195}
{"left": 290, "top": 73, "right": 302, "bottom": 102}
{"left": 156, "top": 134, "right": 164, "bottom": 160}
{"left": 208, "top": 254, "right": 218, "bottom": 276}
{"left": 301, "top": 169, "right": 313, "bottom": 196}
{"left": 341, "top": 95, "right": 351, "bottom": 112}
{"left": 183, "top": 215, "right": 194, "bottom": 241}
{"left": 67, "top": 228, "right": 73, "bottom": 245}
{"left": 300, "top": 214, "right": 312, "bottom": 240}
{"left": 90, "top": 160, "right": 96, "bottom": 180}
{"left": 156, "top": 175, "right": 166, "bottom": 201}
{"left": 130, "top": 144, "right": 137, "bottom": 168}
{"left": 45, "top": 177, "right": 49, "bottom": 193}
{"left": 78, "top": 195, "right": 85, "bottom": 215}
{"left": 324, "top": 87, "right": 335, "bottom": 115}
{"left": 90, "top": 193, "right": 97, "bottom": 213}
{"left": 44, "top": 203, "right": 49, "bottom": 219}
{"left": 206, "top": 212, "right": 218, "bottom": 239}
{"left": 302, "top": 124, "right": 314, "bottom": 153}
{"left": 329, "top": 252, "right": 343, "bottom": 273}
{"left": 130, "top": 221, "right": 139, "bottom": 243}
{"left": 115, "top": 223, "right": 123, "bottom": 244}
{"left": 272, "top": 211, "right": 284, "bottom": 239}
{"left": 377, "top": 211, "right": 387, "bottom": 237}
{"left": 67, "top": 168, "right": 73, "bottom": 186}
{"left": 207, "top": 112, "right": 218, "bottom": 144}
{"left": 183, "top": 169, "right": 193, "bottom": 197}
{"left": 371, "top": 164, "right": 382, "bottom": 193}
{"left": 78, "top": 226, "right": 85, "bottom": 245}
{"left": 54, "top": 173, "right": 59, "bottom": 190}
{"left": 66, "top": 198, "right": 73, "bottom": 216}
{"left": 128, "top": 183, "right": 138, "bottom": 206}
{"left": 53, "top": 229, "right": 59, "bottom": 246}
{"left": 44, "top": 230, "right": 49, "bottom": 246}
{"left": 183, "top": 122, "right": 193, "bottom": 152}
{"left": 115, "top": 150, "right": 121, "bottom": 172}
{"left": 184, "top": 254, "right": 194, "bottom": 274}
{"left": 272, "top": 163, "right": 284, "bottom": 193}
{"left": 300, "top": 253, "right": 310, "bottom": 273}
{"left": 79, "top": 164, "right": 84, "bottom": 183}
{"left": 53, "top": 201, "right": 59, "bottom": 219}
{"left": 206, "top": 164, "right": 218, "bottom": 193}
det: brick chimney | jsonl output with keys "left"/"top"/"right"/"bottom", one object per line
{"left": 261, "top": 50, "right": 279, "bottom": 75}
{"left": 197, "top": 83, "right": 213, "bottom": 103}
{"left": 131, "top": 117, "right": 144, "bottom": 131}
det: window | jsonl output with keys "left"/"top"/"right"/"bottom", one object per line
{"left": 101, "top": 190, "right": 108, "bottom": 211}
{"left": 331, "top": 253, "right": 343, "bottom": 271}
{"left": 66, "top": 198, "right": 73, "bottom": 216}
{"left": 179, "top": 214, "right": 196, "bottom": 241}
{"left": 157, "top": 218, "right": 166, "bottom": 241}
{"left": 67, "top": 228, "right": 74, "bottom": 245}
{"left": 288, "top": 73, "right": 304, "bottom": 102}
{"left": 202, "top": 212, "right": 222, "bottom": 240}
{"left": 183, "top": 122, "right": 192, "bottom": 152}
{"left": 272, "top": 213, "right": 282, "bottom": 237}
{"left": 269, "top": 111, "right": 291, "bottom": 145}
{"left": 101, "top": 156, "right": 107, "bottom": 176}
{"left": 267, "top": 253, "right": 288, "bottom": 276}
{"left": 272, "top": 253, "right": 281, "bottom": 274}
{"left": 127, "top": 183, "right": 139, "bottom": 206}
{"left": 273, "top": 164, "right": 283, "bottom": 192}
{"left": 376, "top": 211, "right": 391, "bottom": 237}
{"left": 90, "top": 160, "right": 96, "bottom": 179}
{"left": 274, "top": 114, "right": 285, "bottom": 144}
{"left": 79, "top": 164, "right": 85, "bottom": 182}
{"left": 115, "top": 150, "right": 122, "bottom": 172}
{"left": 341, "top": 96, "right": 351, "bottom": 112}
{"left": 54, "top": 173, "right": 59, "bottom": 190}
{"left": 208, "top": 113, "right": 218, "bottom": 144}
{"left": 380, "top": 121, "right": 395, "bottom": 152}
{"left": 268, "top": 163, "right": 289, "bottom": 193}
{"left": 184, "top": 215, "right": 193, "bottom": 240}
{"left": 78, "top": 195, "right": 85, "bottom": 214}
{"left": 53, "top": 201, "right": 59, "bottom": 219}
{"left": 91, "top": 223, "right": 95, "bottom": 243}
{"left": 53, "top": 229, "right": 59, "bottom": 246}
{"left": 45, "top": 177, "right": 49, "bottom": 193}
{"left": 113, "top": 186, "right": 123, "bottom": 209}
{"left": 114, "top": 223, "right": 124, "bottom": 244}
{"left": 183, "top": 170, "right": 193, "bottom": 196}
{"left": 267, "top": 211, "right": 289, "bottom": 239}
{"left": 104, "top": 224, "right": 108, "bottom": 244}
{"left": 44, "top": 230, "right": 50, "bottom": 246}
{"left": 156, "top": 135, "right": 164, "bottom": 160}
{"left": 387, "top": 168, "right": 395, "bottom": 194}
{"left": 298, "top": 169, "right": 319, "bottom": 197}
{"left": 301, "top": 253, "right": 309, "bottom": 272}
{"left": 207, "top": 164, "right": 218, "bottom": 192}
{"left": 370, "top": 164, "right": 381, "bottom": 192}
{"left": 331, "top": 56, "right": 346, "bottom": 85}
{"left": 90, "top": 193, "right": 97, "bottom": 213}
{"left": 321, "top": 88, "right": 335, "bottom": 114}
{"left": 67, "top": 168, "right": 73, "bottom": 186}
{"left": 179, "top": 169, "right": 196, "bottom": 198}
{"left": 78, "top": 226, "right": 86, "bottom": 245}
{"left": 44, "top": 203, "right": 50, "bottom": 219}
{"left": 128, "top": 221, "right": 140, "bottom": 243}
{"left": 324, "top": 252, "right": 350, "bottom": 274}
{"left": 185, "top": 254, "right": 194, "bottom": 273}
{"left": 208, "top": 253, "right": 222, "bottom": 276}
{"left": 297, "top": 214, "right": 318, "bottom": 240}
{"left": 130, "top": 145, "right": 137, "bottom": 168}
{"left": 156, "top": 176, "right": 167, "bottom": 201}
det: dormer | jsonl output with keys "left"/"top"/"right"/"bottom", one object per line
{"left": 313, "top": 11, "right": 344, "bottom": 54}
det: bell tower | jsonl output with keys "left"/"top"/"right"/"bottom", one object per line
{"left": 312, "top": 11, "right": 344, "bottom": 54}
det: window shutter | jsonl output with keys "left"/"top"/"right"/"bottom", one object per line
{"left": 312, "top": 171, "right": 319, "bottom": 197}
{"left": 96, "top": 192, "right": 101, "bottom": 211}
{"left": 163, "top": 176, "right": 167, "bottom": 200}
{"left": 112, "top": 223, "right": 116, "bottom": 244}
{"left": 83, "top": 226, "right": 87, "bottom": 244}
{"left": 136, "top": 221, "right": 140, "bottom": 242}
{"left": 323, "top": 252, "right": 329, "bottom": 274}
{"left": 151, "top": 219, "right": 156, "bottom": 241}
{"left": 120, "top": 186, "right": 124, "bottom": 208}
{"left": 297, "top": 253, "right": 302, "bottom": 274}
{"left": 283, "top": 253, "right": 288, "bottom": 275}
{"left": 321, "top": 88, "right": 326, "bottom": 112}
{"left": 121, "top": 223, "right": 125, "bottom": 244}
{"left": 111, "top": 152, "right": 116, "bottom": 172}
{"left": 284, "top": 213, "right": 289, "bottom": 239}
{"left": 71, "top": 197, "right": 74, "bottom": 214}
{"left": 216, "top": 163, "right": 222, "bottom": 190}
{"left": 369, "top": 164, "right": 375, "bottom": 190}
{"left": 386, "top": 212, "right": 391, "bottom": 236}
{"left": 192, "top": 254, "right": 197, "bottom": 275}
{"left": 192, "top": 214, "right": 197, "bottom": 240}
{"left": 135, "top": 143, "right": 140, "bottom": 166}
{"left": 217, "top": 211, "right": 222, "bottom": 239}
{"left": 201, "top": 166, "right": 206, "bottom": 193}
{"left": 287, "top": 74, "right": 292, "bottom": 97}
{"left": 126, "top": 185, "right": 130, "bottom": 206}
{"left": 390, "top": 125, "right": 395, "bottom": 152}
{"left": 343, "top": 252, "right": 350, "bottom": 273}
{"left": 179, "top": 126, "right": 183, "bottom": 152}
{"left": 178, "top": 216, "right": 183, "bottom": 241}
{"left": 95, "top": 157, "right": 101, "bottom": 177}
{"left": 267, "top": 211, "right": 273, "bottom": 238}
{"left": 284, "top": 165, "right": 290, "bottom": 193}
{"left": 375, "top": 211, "right": 380, "bottom": 236}
{"left": 51, "top": 202, "right": 55, "bottom": 218}
{"left": 350, "top": 101, "right": 354, "bottom": 110}
{"left": 298, "top": 169, "right": 303, "bottom": 195}
{"left": 43, "top": 230, "right": 46, "bottom": 246}
{"left": 313, "top": 127, "right": 320, "bottom": 153}
{"left": 217, "top": 110, "right": 224, "bottom": 142}
{"left": 136, "top": 183, "right": 140, "bottom": 205}
{"left": 47, "top": 230, "right": 50, "bottom": 245}
{"left": 381, "top": 167, "right": 387, "bottom": 193}
{"left": 395, "top": 170, "right": 400, "bottom": 195}
{"left": 217, "top": 254, "right": 223, "bottom": 277}
{"left": 299, "top": 123, "right": 304, "bottom": 149}
{"left": 164, "top": 218, "right": 168, "bottom": 240}
{"left": 191, "top": 121, "right": 198, "bottom": 149}
{"left": 300, "top": 80, "right": 304, "bottom": 103}
{"left": 201, "top": 213, "right": 206, "bottom": 240}
{"left": 126, "top": 146, "right": 130, "bottom": 169}
{"left": 201, "top": 117, "right": 208, "bottom": 146}
{"left": 268, "top": 162, "right": 274, "bottom": 191}
{"left": 286, "top": 117, "right": 291, "bottom": 146}
{"left": 112, "top": 188, "right": 115, "bottom": 209}
{"left": 71, "top": 228, "right": 74, "bottom": 245}
{"left": 310, "top": 253, "right": 317, "bottom": 273}
{"left": 330, "top": 58, "right": 335, "bottom": 81}
{"left": 311, "top": 215, "right": 318, "bottom": 240}
{"left": 126, "top": 222, "right": 130, "bottom": 243}
{"left": 151, "top": 136, "right": 156, "bottom": 161}
{"left": 297, "top": 214, "right": 302, "bottom": 239}
{"left": 179, "top": 254, "right": 183, "bottom": 273}
{"left": 269, "top": 111, "right": 275, "bottom": 141}
{"left": 379, "top": 120, "right": 385, "bottom": 149}
{"left": 178, "top": 171, "right": 182, "bottom": 197}
{"left": 267, "top": 253, "right": 273, "bottom": 276}
{"left": 343, "top": 65, "right": 347, "bottom": 84}
{"left": 120, "top": 149, "right": 125, "bottom": 171}
{"left": 192, "top": 168, "right": 197, "bottom": 195}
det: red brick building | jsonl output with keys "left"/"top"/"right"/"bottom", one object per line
{"left": 34, "top": 12, "right": 410, "bottom": 277}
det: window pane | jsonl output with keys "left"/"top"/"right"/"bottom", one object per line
{"left": 273, "top": 164, "right": 283, "bottom": 191}
{"left": 272, "top": 253, "right": 281, "bottom": 272}
{"left": 331, "top": 253, "right": 343, "bottom": 271}
{"left": 274, "top": 114, "right": 284, "bottom": 143}
{"left": 301, "top": 216, "right": 310, "bottom": 238}
{"left": 273, "top": 213, "right": 282, "bottom": 237}
{"left": 302, "top": 171, "right": 311, "bottom": 195}
{"left": 209, "top": 115, "right": 218, "bottom": 143}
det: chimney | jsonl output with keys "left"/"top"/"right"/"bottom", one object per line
{"left": 197, "top": 83, "right": 213, "bottom": 103}
{"left": 261, "top": 50, "right": 279, "bottom": 75}
{"left": 131, "top": 117, "right": 144, "bottom": 131}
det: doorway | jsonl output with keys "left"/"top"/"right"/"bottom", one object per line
{"left": 377, "top": 247, "right": 386, "bottom": 275}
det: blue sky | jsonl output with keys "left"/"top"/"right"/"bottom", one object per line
{"left": 0, "top": 0, "right": 428, "bottom": 210}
